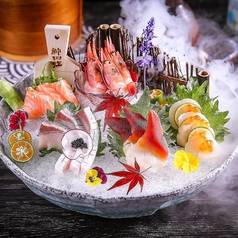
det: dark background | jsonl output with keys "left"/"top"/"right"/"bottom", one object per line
{"left": 84, "top": 0, "right": 229, "bottom": 28}
{"left": 1, "top": 1, "right": 238, "bottom": 237}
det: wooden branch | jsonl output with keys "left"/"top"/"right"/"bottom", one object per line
{"left": 110, "top": 24, "right": 121, "bottom": 53}
{"left": 159, "top": 73, "right": 187, "bottom": 84}
{"left": 99, "top": 24, "right": 109, "bottom": 49}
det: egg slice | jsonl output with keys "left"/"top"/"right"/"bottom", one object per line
{"left": 169, "top": 98, "right": 201, "bottom": 129}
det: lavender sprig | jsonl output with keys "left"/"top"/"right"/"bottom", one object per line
{"left": 137, "top": 17, "right": 157, "bottom": 88}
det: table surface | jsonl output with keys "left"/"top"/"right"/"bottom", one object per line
{"left": 1, "top": 1, "right": 238, "bottom": 237}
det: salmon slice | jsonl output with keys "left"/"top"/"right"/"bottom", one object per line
{"left": 23, "top": 79, "right": 79, "bottom": 119}
{"left": 36, "top": 79, "right": 79, "bottom": 105}
{"left": 24, "top": 88, "right": 56, "bottom": 119}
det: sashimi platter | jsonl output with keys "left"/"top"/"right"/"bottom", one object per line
{"left": 0, "top": 21, "right": 238, "bottom": 218}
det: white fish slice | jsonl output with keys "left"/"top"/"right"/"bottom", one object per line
{"left": 38, "top": 120, "right": 69, "bottom": 150}
{"left": 54, "top": 109, "right": 82, "bottom": 130}
{"left": 34, "top": 24, "right": 81, "bottom": 86}
{"left": 55, "top": 154, "right": 71, "bottom": 176}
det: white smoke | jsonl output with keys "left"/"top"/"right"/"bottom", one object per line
{"left": 118, "top": 0, "right": 238, "bottom": 213}
{"left": 120, "top": 0, "right": 196, "bottom": 67}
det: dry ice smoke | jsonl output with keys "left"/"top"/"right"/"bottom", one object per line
{"left": 119, "top": 0, "right": 238, "bottom": 213}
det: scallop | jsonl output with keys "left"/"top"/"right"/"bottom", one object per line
{"left": 177, "top": 111, "right": 208, "bottom": 128}
{"left": 169, "top": 98, "right": 201, "bottom": 129}
{"left": 185, "top": 130, "right": 221, "bottom": 160}
{"left": 177, "top": 113, "right": 210, "bottom": 147}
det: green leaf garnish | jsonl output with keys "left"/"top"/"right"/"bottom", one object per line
{"left": 126, "top": 86, "right": 151, "bottom": 118}
{"left": 107, "top": 129, "right": 125, "bottom": 158}
{"left": 46, "top": 101, "right": 82, "bottom": 122}
{"left": 165, "top": 77, "right": 230, "bottom": 142}
{"left": 96, "top": 120, "right": 107, "bottom": 157}
{"left": 39, "top": 148, "right": 62, "bottom": 157}
{"left": 33, "top": 61, "right": 57, "bottom": 87}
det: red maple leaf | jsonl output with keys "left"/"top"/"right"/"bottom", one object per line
{"left": 107, "top": 159, "right": 150, "bottom": 195}
{"left": 105, "top": 107, "right": 147, "bottom": 143}
{"left": 94, "top": 92, "right": 130, "bottom": 118}
{"left": 123, "top": 107, "right": 147, "bottom": 143}
{"left": 105, "top": 116, "right": 132, "bottom": 141}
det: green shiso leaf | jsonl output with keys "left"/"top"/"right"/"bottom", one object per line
{"left": 126, "top": 86, "right": 151, "bottom": 118}
{"left": 0, "top": 79, "right": 24, "bottom": 111}
{"left": 46, "top": 101, "right": 82, "bottom": 122}
{"left": 39, "top": 148, "right": 62, "bottom": 157}
{"left": 96, "top": 120, "right": 107, "bottom": 157}
{"left": 165, "top": 77, "right": 230, "bottom": 142}
{"left": 107, "top": 129, "right": 125, "bottom": 158}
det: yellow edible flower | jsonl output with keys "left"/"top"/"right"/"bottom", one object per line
{"left": 174, "top": 150, "right": 200, "bottom": 173}
{"left": 85, "top": 169, "right": 102, "bottom": 186}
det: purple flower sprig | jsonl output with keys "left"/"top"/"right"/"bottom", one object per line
{"left": 137, "top": 17, "right": 157, "bottom": 88}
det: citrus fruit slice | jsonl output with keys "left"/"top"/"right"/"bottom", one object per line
{"left": 177, "top": 114, "right": 210, "bottom": 147}
{"left": 10, "top": 140, "right": 34, "bottom": 162}
{"left": 174, "top": 103, "right": 201, "bottom": 128}
{"left": 8, "top": 130, "right": 32, "bottom": 146}
{"left": 149, "top": 89, "right": 164, "bottom": 104}
{"left": 169, "top": 98, "right": 201, "bottom": 129}
{"left": 187, "top": 126, "right": 215, "bottom": 142}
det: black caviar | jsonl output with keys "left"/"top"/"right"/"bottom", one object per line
{"left": 71, "top": 138, "right": 88, "bottom": 149}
